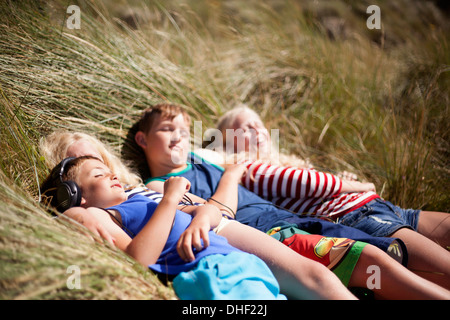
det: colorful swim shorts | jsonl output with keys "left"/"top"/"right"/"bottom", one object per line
{"left": 267, "top": 224, "right": 367, "bottom": 286}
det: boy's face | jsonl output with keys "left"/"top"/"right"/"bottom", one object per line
{"left": 139, "top": 113, "right": 190, "bottom": 169}
{"left": 76, "top": 158, "right": 127, "bottom": 208}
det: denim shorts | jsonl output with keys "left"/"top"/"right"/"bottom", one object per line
{"left": 338, "top": 198, "right": 421, "bottom": 237}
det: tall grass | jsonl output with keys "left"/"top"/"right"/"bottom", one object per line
{"left": 0, "top": 0, "right": 448, "bottom": 299}
{"left": 0, "top": 169, "right": 176, "bottom": 299}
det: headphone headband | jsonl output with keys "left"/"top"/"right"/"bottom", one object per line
{"left": 51, "top": 157, "right": 77, "bottom": 182}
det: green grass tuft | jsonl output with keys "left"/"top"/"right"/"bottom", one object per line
{"left": 1, "top": 0, "right": 448, "bottom": 299}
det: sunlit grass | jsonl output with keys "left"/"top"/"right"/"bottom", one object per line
{"left": 0, "top": 0, "right": 448, "bottom": 299}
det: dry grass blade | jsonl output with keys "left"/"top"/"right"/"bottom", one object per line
{"left": 0, "top": 0, "right": 448, "bottom": 300}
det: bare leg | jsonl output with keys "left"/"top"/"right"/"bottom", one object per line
{"left": 417, "top": 211, "right": 450, "bottom": 249}
{"left": 218, "top": 221, "right": 356, "bottom": 300}
{"left": 348, "top": 244, "right": 450, "bottom": 299}
{"left": 391, "top": 227, "right": 450, "bottom": 290}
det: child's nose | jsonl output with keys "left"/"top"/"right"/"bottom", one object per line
{"left": 171, "top": 129, "right": 182, "bottom": 142}
{"left": 109, "top": 173, "right": 118, "bottom": 180}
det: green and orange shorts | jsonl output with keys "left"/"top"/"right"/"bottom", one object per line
{"left": 267, "top": 224, "right": 368, "bottom": 286}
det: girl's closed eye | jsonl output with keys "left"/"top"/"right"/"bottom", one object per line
{"left": 91, "top": 169, "right": 104, "bottom": 177}
{"left": 91, "top": 168, "right": 111, "bottom": 178}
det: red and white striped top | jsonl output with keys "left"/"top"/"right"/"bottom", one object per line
{"left": 241, "top": 161, "right": 379, "bottom": 219}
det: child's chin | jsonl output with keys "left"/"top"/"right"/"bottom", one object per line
{"left": 170, "top": 154, "right": 187, "bottom": 165}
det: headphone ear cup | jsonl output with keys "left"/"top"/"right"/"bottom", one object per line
{"left": 56, "top": 181, "right": 82, "bottom": 212}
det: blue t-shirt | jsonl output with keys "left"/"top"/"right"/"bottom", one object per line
{"left": 145, "top": 153, "right": 399, "bottom": 254}
{"left": 107, "top": 194, "right": 239, "bottom": 275}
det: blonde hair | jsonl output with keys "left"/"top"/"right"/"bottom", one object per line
{"left": 216, "top": 104, "right": 257, "bottom": 137}
{"left": 39, "top": 130, "right": 142, "bottom": 186}
{"left": 217, "top": 105, "right": 313, "bottom": 169}
{"left": 213, "top": 104, "right": 263, "bottom": 154}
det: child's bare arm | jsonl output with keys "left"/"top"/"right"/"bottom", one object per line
{"left": 126, "top": 177, "right": 189, "bottom": 265}
{"left": 176, "top": 204, "right": 222, "bottom": 262}
{"left": 146, "top": 180, "right": 207, "bottom": 210}
{"left": 206, "top": 164, "right": 248, "bottom": 218}
{"left": 340, "top": 180, "right": 376, "bottom": 194}
{"left": 64, "top": 206, "right": 132, "bottom": 250}
{"left": 62, "top": 208, "right": 116, "bottom": 246}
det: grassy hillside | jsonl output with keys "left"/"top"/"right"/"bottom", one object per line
{"left": 0, "top": 0, "right": 448, "bottom": 299}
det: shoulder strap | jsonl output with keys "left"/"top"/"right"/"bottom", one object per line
{"left": 100, "top": 208, "right": 136, "bottom": 238}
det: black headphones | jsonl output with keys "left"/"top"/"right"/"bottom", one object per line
{"left": 45, "top": 156, "right": 137, "bottom": 237}
{"left": 48, "top": 157, "right": 82, "bottom": 212}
